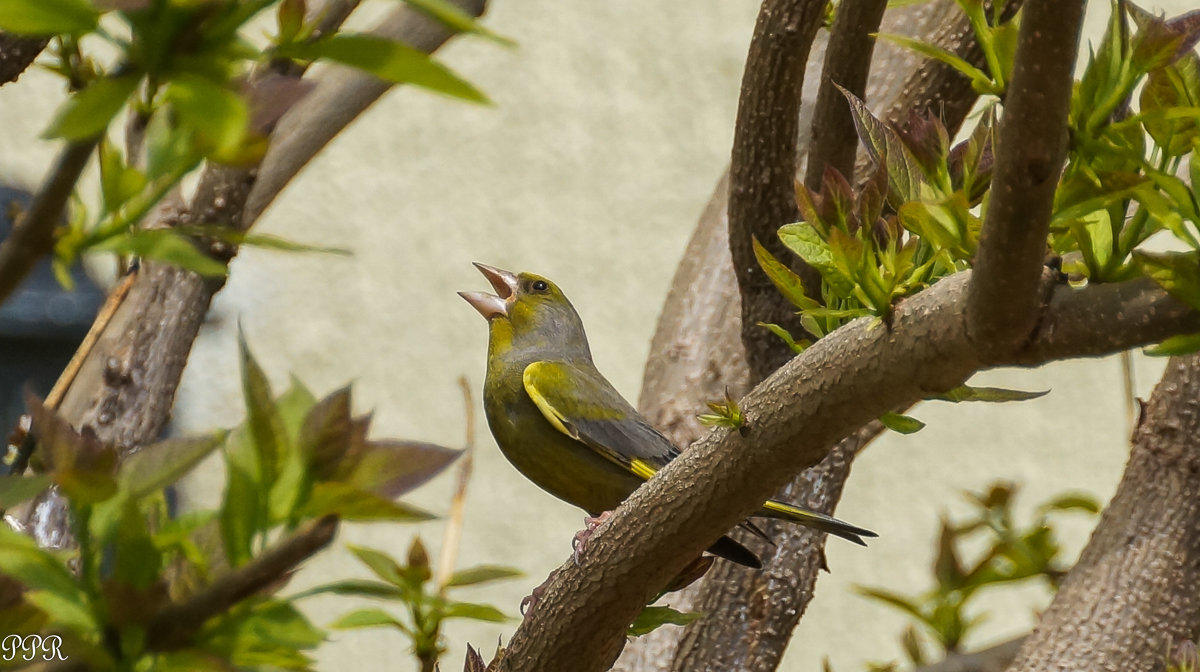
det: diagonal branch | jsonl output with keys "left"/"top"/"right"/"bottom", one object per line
{"left": 966, "top": 0, "right": 1085, "bottom": 361}
{"left": 499, "top": 267, "right": 1200, "bottom": 672}
{"left": 0, "top": 140, "right": 97, "bottom": 305}
{"left": 622, "top": 3, "right": 1020, "bottom": 670}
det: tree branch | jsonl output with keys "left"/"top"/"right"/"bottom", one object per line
{"left": 145, "top": 515, "right": 339, "bottom": 650}
{"left": 0, "top": 32, "right": 47, "bottom": 86}
{"left": 500, "top": 267, "right": 1199, "bottom": 672}
{"left": 0, "top": 140, "right": 97, "bottom": 305}
{"left": 621, "top": 3, "right": 1017, "bottom": 669}
{"left": 20, "top": 0, "right": 488, "bottom": 546}
{"left": 802, "top": 0, "right": 887, "bottom": 191}
{"left": 1007, "top": 353, "right": 1200, "bottom": 671}
{"left": 966, "top": 0, "right": 1085, "bottom": 361}
{"left": 728, "top": 0, "right": 828, "bottom": 380}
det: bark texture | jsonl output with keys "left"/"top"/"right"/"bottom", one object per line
{"left": 0, "top": 32, "right": 46, "bottom": 86}
{"left": 620, "top": 3, "right": 1011, "bottom": 670}
{"left": 1006, "top": 354, "right": 1200, "bottom": 672}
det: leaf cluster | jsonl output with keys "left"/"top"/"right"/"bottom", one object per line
{"left": 298, "top": 539, "right": 520, "bottom": 666}
{"left": 0, "top": 334, "right": 462, "bottom": 670}
{"left": 0, "top": 0, "right": 503, "bottom": 286}
{"left": 856, "top": 483, "right": 1099, "bottom": 668}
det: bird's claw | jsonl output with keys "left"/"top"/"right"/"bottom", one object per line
{"left": 572, "top": 511, "right": 613, "bottom": 567}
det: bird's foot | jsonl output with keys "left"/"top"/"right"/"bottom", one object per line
{"left": 521, "top": 567, "right": 559, "bottom": 616}
{"left": 572, "top": 511, "right": 613, "bottom": 566}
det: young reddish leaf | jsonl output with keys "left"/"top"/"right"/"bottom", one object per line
{"left": 346, "top": 440, "right": 460, "bottom": 499}
{"left": 302, "top": 386, "right": 353, "bottom": 479}
{"left": 836, "top": 85, "right": 927, "bottom": 207}
{"left": 25, "top": 391, "right": 118, "bottom": 503}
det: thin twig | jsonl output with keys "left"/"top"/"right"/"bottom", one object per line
{"left": 803, "top": 0, "right": 888, "bottom": 190}
{"left": 436, "top": 376, "right": 477, "bottom": 591}
{"left": 145, "top": 515, "right": 339, "bottom": 651}
{"left": 0, "top": 139, "right": 98, "bottom": 305}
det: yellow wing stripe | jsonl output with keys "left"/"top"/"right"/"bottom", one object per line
{"left": 523, "top": 363, "right": 575, "bottom": 438}
{"left": 628, "top": 459, "right": 657, "bottom": 480}
{"left": 762, "top": 500, "right": 805, "bottom": 518}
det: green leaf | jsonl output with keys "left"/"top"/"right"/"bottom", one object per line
{"left": 876, "top": 32, "right": 995, "bottom": 94}
{"left": 0, "top": 526, "right": 85, "bottom": 605}
{"left": 0, "top": 0, "right": 98, "bottom": 36}
{"left": 627, "top": 605, "right": 701, "bottom": 637}
{"left": 439, "top": 601, "right": 509, "bottom": 623}
{"left": 221, "top": 428, "right": 260, "bottom": 566}
{"left": 1145, "top": 332, "right": 1200, "bottom": 356}
{"left": 291, "top": 579, "right": 405, "bottom": 601}
{"left": 930, "top": 385, "right": 1049, "bottom": 403}
{"left": 752, "top": 236, "right": 818, "bottom": 310}
{"left": 278, "top": 33, "right": 489, "bottom": 104}
{"left": 0, "top": 475, "right": 50, "bottom": 508}
{"left": 275, "top": 376, "right": 318, "bottom": 450}
{"left": 400, "top": 0, "right": 515, "bottom": 46}
{"left": 853, "top": 586, "right": 927, "bottom": 623}
{"left": 836, "top": 85, "right": 929, "bottom": 207}
{"left": 757, "top": 322, "right": 809, "bottom": 353}
{"left": 443, "top": 565, "right": 523, "bottom": 588}
{"left": 1136, "top": 250, "right": 1200, "bottom": 311}
{"left": 330, "top": 607, "right": 406, "bottom": 630}
{"left": 23, "top": 589, "right": 98, "bottom": 635}
{"left": 239, "top": 330, "right": 288, "bottom": 490}
{"left": 347, "top": 545, "right": 407, "bottom": 587}
{"left": 44, "top": 75, "right": 140, "bottom": 141}
{"left": 144, "top": 109, "right": 201, "bottom": 183}
{"left": 779, "top": 222, "right": 856, "bottom": 297}
{"left": 879, "top": 412, "right": 925, "bottom": 434}
{"left": 98, "top": 138, "right": 147, "bottom": 215}
{"left": 90, "top": 230, "right": 228, "bottom": 277}
{"left": 1036, "top": 493, "right": 1101, "bottom": 515}
{"left": 165, "top": 76, "right": 251, "bottom": 163}
{"left": 118, "top": 432, "right": 226, "bottom": 499}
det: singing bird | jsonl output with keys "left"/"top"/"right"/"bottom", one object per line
{"left": 460, "top": 263, "right": 875, "bottom": 567}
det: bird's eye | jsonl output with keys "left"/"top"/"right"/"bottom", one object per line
{"left": 532, "top": 280, "right": 548, "bottom": 292}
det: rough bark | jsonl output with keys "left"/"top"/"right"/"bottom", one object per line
{"left": 619, "top": 2, "right": 1017, "bottom": 670}
{"left": 1005, "top": 354, "right": 1200, "bottom": 672}
{"left": 498, "top": 267, "right": 1200, "bottom": 672}
{"left": 19, "top": 0, "right": 488, "bottom": 547}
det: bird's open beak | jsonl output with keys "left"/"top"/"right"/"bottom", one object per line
{"left": 459, "top": 262, "right": 519, "bottom": 319}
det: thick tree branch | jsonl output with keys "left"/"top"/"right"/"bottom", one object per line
{"left": 728, "top": 0, "right": 828, "bottom": 380}
{"left": 966, "top": 0, "right": 1084, "bottom": 361}
{"left": 802, "top": 0, "right": 888, "bottom": 191}
{"left": 1007, "top": 353, "right": 1200, "bottom": 671}
{"left": 500, "top": 268, "right": 1199, "bottom": 672}
{"left": 621, "top": 3, "right": 1015, "bottom": 669}
{"left": 0, "top": 32, "right": 47, "bottom": 86}
{"left": 0, "top": 140, "right": 97, "bottom": 305}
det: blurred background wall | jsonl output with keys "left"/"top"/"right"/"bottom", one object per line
{"left": 0, "top": 1, "right": 1193, "bottom": 669}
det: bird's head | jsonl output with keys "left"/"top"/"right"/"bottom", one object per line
{"left": 459, "top": 263, "right": 591, "bottom": 360}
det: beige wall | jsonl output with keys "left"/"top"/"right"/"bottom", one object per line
{"left": 0, "top": 1, "right": 1192, "bottom": 669}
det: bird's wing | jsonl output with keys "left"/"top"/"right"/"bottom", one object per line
{"left": 522, "top": 361, "right": 678, "bottom": 481}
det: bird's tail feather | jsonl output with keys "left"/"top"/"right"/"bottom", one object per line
{"left": 758, "top": 500, "right": 877, "bottom": 546}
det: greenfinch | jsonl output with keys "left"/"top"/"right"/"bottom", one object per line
{"left": 460, "top": 263, "right": 875, "bottom": 568}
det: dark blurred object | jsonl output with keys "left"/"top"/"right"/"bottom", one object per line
{"left": 0, "top": 184, "right": 104, "bottom": 432}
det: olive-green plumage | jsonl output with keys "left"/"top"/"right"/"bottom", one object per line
{"left": 460, "top": 263, "right": 875, "bottom": 568}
